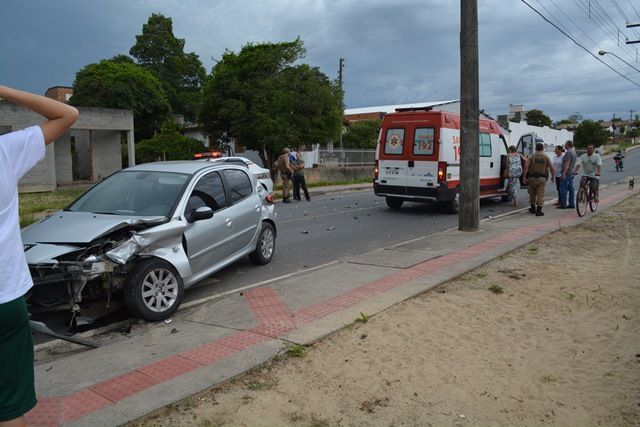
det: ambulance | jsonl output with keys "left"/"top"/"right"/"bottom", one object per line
{"left": 373, "top": 109, "right": 511, "bottom": 213}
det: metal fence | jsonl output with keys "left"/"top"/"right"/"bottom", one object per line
{"left": 318, "top": 149, "right": 376, "bottom": 167}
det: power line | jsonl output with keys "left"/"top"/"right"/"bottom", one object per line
{"left": 521, "top": 0, "right": 640, "bottom": 87}
{"left": 610, "top": 0, "right": 640, "bottom": 38}
{"left": 628, "top": 0, "right": 640, "bottom": 20}
{"left": 575, "top": 0, "right": 638, "bottom": 58}
{"left": 549, "top": 0, "right": 601, "bottom": 48}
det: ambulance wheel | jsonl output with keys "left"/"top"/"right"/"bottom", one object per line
{"left": 386, "top": 197, "right": 403, "bottom": 209}
{"left": 447, "top": 191, "right": 460, "bottom": 214}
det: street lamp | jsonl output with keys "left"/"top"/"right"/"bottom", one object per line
{"left": 598, "top": 50, "right": 640, "bottom": 74}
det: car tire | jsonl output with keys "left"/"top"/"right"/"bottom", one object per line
{"left": 124, "top": 258, "right": 184, "bottom": 322}
{"left": 249, "top": 222, "right": 276, "bottom": 265}
{"left": 447, "top": 190, "right": 460, "bottom": 214}
{"left": 386, "top": 197, "right": 403, "bottom": 209}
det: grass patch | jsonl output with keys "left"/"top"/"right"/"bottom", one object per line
{"left": 566, "top": 292, "right": 576, "bottom": 301}
{"left": 355, "top": 312, "right": 369, "bottom": 323}
{"left": 528, "top": 245, "right": 538, "bottom": 254}
{"left": 488, "top": 284, "right": 504, "bottom": 294}
{"left": 542, "top": 374, "right": 558, "bottom": 383}
{"left": 286, "top": 344, "right": 306, "bottom": 358}
{"left": 476, "top": 271, "right": 487, "bottom": 278}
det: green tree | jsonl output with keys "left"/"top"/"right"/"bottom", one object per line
{"left": 70, "top": 56, "right": 171, "bottom": 140}
{"left": 130, "top": 13, "right": 206, "bottom": 122}
{"left": 525, "top": 109, "right": 552, "bottom": 127}
{"left": 200, "top": 38, "right": 343, "bottom": 168}
{"left": 574, "top": 120, "right": 609, "bottom": 148}
{"left": 342, "top": 120, "right": 381, "bottom": 149}
{"left": 136, "top": 121, "right": 206, "bottom": 163}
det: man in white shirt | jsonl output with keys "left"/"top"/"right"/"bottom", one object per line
{"left": 0, "top": 86, "right": 78, "bottom": 427}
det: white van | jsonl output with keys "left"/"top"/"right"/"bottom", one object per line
{"left": 373, "top": 109, "right": 511, "bottom": 213}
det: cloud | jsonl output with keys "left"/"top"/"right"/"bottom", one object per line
{"left": 1, "top": 0, "right": 637, "bottom": 121}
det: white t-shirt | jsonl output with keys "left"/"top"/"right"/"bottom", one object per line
{"left": 0, "top": 126, "right": 46, "bottom": 304}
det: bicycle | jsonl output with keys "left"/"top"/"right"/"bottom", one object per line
{"left": 576, "top": 175, "right": 598, "bottom": 217}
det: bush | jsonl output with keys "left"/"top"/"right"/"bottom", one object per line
{"left": 136, "top": 122, "right": 206, "bottom": 163}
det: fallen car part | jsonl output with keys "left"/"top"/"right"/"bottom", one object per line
{"left": 29, "top": 320, "right": 101, "bottom": 348}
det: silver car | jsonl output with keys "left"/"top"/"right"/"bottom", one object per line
{"left": 22, "top": 161, "right": 277, "bottom": 322}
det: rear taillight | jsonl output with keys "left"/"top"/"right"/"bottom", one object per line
{"left": 265, "top": 194, "right": 274, "bottom": 204}
{"left": 437, "top": 162, "right": 447, "bottom": 182}
{"left": 374, "top": 160, "right": 379, "bottom": 179}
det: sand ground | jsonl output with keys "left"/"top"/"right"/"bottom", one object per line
{"left": 133, "top": 194, "right": 640, "bottom": 427}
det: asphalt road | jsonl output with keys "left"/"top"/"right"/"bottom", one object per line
{"left": 182, "top": 147, "right": 640, "bottom": 304}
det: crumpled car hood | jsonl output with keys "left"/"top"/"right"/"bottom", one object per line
{"left": 21, "top": 211, "right": 166, "bottom": 245}
{"left": 24, "top": 243, "right": 82, "bottom": 264}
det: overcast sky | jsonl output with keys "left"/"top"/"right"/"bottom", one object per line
{"left": 1, "top": 0, "right": 639, "bottom": 121}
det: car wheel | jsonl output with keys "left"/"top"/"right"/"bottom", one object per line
{"left": 249, "top": 222, "right": 276, "bottom": 265}
{"left": 447, "top": 190, "right": 460, "bottom": 214}
{"left": 386, "top": 197, "right": 403, "bottom": 209}
{"left": 124, "top": 258, "right": 184, "bottom": 321}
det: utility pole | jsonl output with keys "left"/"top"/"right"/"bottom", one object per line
{"left": 338, "top": 58, "right": 345, "bottom": 151}
{"left": 459, "top": 0, "right": 480, "bottom": 231}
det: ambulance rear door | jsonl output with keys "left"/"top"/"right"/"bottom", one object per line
{"left": 405, "top": 126, "right": 439, "bottom": 196}
{"left": 378, "top": 127, "right": 408, "bottom": 195}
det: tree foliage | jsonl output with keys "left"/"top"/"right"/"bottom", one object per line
{"left": 342, "top": 120, "right": 381, "bottom": 149}
{"left": 200, "top": 38, "right": 343, "bottom": 167}
{"left": 574, "top": 120, "right": 609, "bottom": 148}
{"left": 136, "top": 121, "right": 205, "bottom": 163}
{"left": 525, "top": 109, "right": 552, "bottom": 127}
{"left": 70, "top": 56, "right": 171, "bottom": 140}
{"left": 130, "top": 13, "right": 206, "bottom": 122}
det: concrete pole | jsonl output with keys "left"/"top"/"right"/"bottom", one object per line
{"left": 459, "top": 0, "right": 480, "bottom": 231}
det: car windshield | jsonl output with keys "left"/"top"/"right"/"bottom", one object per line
{"left": 67, "top": 171, "right": 190, "bottom": 217}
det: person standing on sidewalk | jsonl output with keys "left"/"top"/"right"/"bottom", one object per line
{"left": 0, "top": 86, "right": 78, "bottom": 427}
{"left": 292, "top": 151, "right": 311, "bottom": 202}
{"left": 506, "top": 145, "right": 526, "bottom": 207}
{"left": 552, "top": 145, "right": 566, "bottom": 208}
{"left": 523, "top": 142, "right": 555, "bottom": 216}
{"left": 276, "top": 148, "right": 294, "bottom": 203}
{"left": 561, "top": 141, "right": 577, "bottom": 209}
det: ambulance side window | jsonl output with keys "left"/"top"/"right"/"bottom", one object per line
{"left": 384, "top": 128, "right": 405, "bottom": 155}
{"left": 413, "top": 128, "right": 435, "bottom": 156}
{"left": 480, "top": 133, "right": 492, "bottom": 157}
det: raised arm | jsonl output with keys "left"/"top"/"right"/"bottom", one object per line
{"left": 0, "top": 85, "right": 79, "bottom": 144}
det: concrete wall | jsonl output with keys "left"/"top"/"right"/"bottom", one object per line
{"left": 54, "top": 132, "right": 72, "bottom": 184}
{"left": 303, "top": 166, "right": 373, "bottom": 184}
{"left": 91, "top": 130, "right": 122, "bottom": 181}
{"left": 1, "top": 104, "right": 134, "bottom": 192}
{"left": 507, "top": 121, "right": 573, "bottom": 148}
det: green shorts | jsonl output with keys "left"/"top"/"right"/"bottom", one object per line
{"left": 0, "top": 296, "right": 37, "bottom": 421}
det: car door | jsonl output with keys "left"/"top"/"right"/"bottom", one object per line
{"left": 378, "top": 127, "right": 408, "bottom": 195}
{"left": 182, "top": 171, "right": 234, "bottom": 275}
{"left": 221, "top": 168, "right": 261, "bottom": 255}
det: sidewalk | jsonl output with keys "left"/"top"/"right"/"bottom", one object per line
{"left": 26, "top": 180, "right": 638, "bottom": 426}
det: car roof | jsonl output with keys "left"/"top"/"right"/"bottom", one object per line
{"left": 125, "top": 160, "right": 241, "bottom": 175}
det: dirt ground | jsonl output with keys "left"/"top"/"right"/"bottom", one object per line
{"left": 133, "top": 194, "right": 640, "bottom": 427}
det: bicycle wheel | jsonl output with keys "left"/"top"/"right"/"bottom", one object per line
{"left": 576, "top": 187, "right": 587, "bottom": 217}
{"left": 589, "top": 189, "right": 598, "bottom": 212}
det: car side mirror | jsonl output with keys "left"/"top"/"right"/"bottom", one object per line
{"left": 191, "top": 206, "right": 213, "bottom": 222}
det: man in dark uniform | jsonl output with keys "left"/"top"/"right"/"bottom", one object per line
{"left": 523, "top": 142, "right": 555, "bottom": 216}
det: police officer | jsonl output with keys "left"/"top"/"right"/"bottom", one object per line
{"left": 523, "top": 142, "right": 555, "bottom": 216}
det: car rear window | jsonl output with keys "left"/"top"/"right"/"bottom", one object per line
{"left": 223, "top": 169, "right": 253, "bottom": 204}
{"left": 413, "top": 127, "right": 435, "bottom": 156}
{"left": 384, "top": 128, "right": 405, "bottom": 155}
